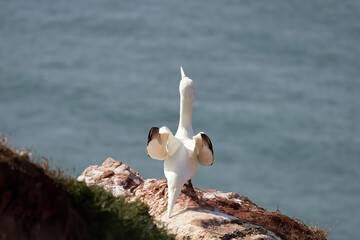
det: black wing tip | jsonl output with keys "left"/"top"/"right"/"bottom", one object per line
{"left": 200, "top": 133, "right": 214, "bottom": 155}
{"left": 200, "top": 133, "right": 214, "bottom": 166}
{"left": 147, "top": 127, "right": 159, "bottom": 145}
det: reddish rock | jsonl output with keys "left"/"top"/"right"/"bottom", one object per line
{"left": 95, "top": 170, "right": 114, "bottom": 182}
{"left": 78, "top": 158, "right": 327, "bottom": 240}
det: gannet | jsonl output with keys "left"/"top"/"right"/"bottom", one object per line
{"left": 147, "top": 67, "right": 214, "bottom": 218}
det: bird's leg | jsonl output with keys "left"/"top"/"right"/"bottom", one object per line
{"left": 185, "top": 179, "right": 194, "bottom": 191}
{"left": 183, "top": 179, "right": 198, "bottom": 199}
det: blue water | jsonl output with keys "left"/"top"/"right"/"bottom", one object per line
{"left": 1, "top": 1, "right": 359, "bottom": 239}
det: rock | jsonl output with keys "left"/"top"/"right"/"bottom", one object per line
{"left": 78, "top": 158, "right": 326, "bottom": 240}
{"left": 77, "top": 158, "right": 144, "bottom": 197}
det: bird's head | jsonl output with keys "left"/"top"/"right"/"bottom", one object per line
{"left": 179, "top": 66, "right": 195, "bottom": 102}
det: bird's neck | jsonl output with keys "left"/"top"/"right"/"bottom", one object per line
{"left": 176, "top": 96, "right": 194, "bottom": 137}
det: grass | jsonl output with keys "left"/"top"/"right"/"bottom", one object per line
{"left": 56, "top": 177, "right": 174, "bottom": 240}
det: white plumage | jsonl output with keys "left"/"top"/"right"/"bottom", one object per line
{"left": 147, "top": 67, "right": 214, "bottom": 218}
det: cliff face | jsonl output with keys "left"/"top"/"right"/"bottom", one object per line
{"left": 0, "top": 140, "right": 174, "bottom": 240}
{"left": 78, "top": 158, "right": 327, "bottom": 240}
{"left": 0, "top": 140, "right": 85, "bottom": 240}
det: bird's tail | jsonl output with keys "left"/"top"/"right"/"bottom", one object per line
{"left": 167, "top": 186, "right": 182, "bottom": 218}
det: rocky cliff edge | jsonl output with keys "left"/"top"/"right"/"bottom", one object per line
{"left": 78, "top": 158, "right": 327, "bottom": 240}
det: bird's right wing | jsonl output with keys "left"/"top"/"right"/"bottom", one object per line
{"left": 147, "top": 126, "right": 181, "bottom": 160}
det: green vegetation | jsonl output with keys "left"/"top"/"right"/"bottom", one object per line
{"left": 56, "top": 177, "right": 174, "bottom": 240}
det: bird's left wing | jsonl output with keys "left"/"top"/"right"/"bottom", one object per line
{"left": 147, "top": 126, "right": 181, "bottom": 160}
{"left": 194, "top": 132, "right": 214, "bottom": 166}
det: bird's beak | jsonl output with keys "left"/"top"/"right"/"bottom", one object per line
{"left": 180, "top": 66, "right": 186, "bottom": 79}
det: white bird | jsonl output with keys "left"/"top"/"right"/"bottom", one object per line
{"left": 147, "top": 67, "right": 214, "bottom": 218}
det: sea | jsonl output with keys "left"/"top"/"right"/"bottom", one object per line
{"left": 1, "top": 1, "right": 359, "bottom": 239}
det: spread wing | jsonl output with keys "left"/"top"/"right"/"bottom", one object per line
{"left": 194, "top": 132, "right": 214, "bottom": 166}
{"left": 147, "top": 126, "right": 181, "bottom": 160}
